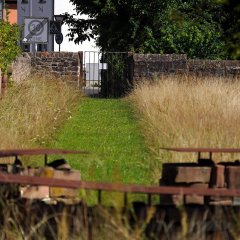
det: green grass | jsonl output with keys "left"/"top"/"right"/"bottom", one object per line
{"left": 51, "top": 97, "right": 150, "bottom": 185}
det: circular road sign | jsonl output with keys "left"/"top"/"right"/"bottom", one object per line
{"left": 28, "top": 20, "right": 44, "bottom": 36}
{"left": 55, "top": 33, "right": 63, "bottom": 45}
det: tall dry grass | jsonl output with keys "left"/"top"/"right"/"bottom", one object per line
{"left": 130, "top": 75, "right": 240, "bottom": 178}
{"left": 0, "top": 74, "right": 81, "bottom": 149}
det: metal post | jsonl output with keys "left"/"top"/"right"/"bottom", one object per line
{"left": 124, "top": 193, "right": 128, "bottom": 207}
{"left": 198, "top": 152, "right": 201, "bottom": 161}
{"left": 30, "top": 0, "right": 33, "bottom": 53}
{"left": 58, "top": 43, "right": 60, "bottom": 53}
{"left": 98, "top": 190, "right": 102, "bottom": 204}
{"left": 148, "top": 194, "right": 152, "bottom": 206}
{"left": 44, "top": 154, "right": 48, "bottom": 166}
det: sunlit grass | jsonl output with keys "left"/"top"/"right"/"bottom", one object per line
{"left": 129, "top": 75, "right": 240, "bottom": 180}
{"left": 51, "top": 97, "right": 150, "bottom": 205}
{"left": 52, "top": 98, "right": 150, "bottom": 185}
{"left": 0, "top": 74, "right": 81, "bottom": 151}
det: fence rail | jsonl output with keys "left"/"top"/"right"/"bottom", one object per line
{"left": 1, "top": 172, "right": 240, "bottom": 198}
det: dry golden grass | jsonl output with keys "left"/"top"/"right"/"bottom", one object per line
{"left": 129, "top": 75, "right": 240, "bottom": 177}
{"left": 0, "top": 74, "right": 81, "bottom": 150}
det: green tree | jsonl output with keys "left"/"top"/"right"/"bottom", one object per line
{"left": 65, "top": 0, "right": 228, "bottom": 59}
{"left": 0, "top": 12, "right": 21, "bottom": 73}
{"left": 220, "top": 0, "right": 240, "bottom": 59}
{"left": 155, "top": 1, "right": 227, "bottom": 59}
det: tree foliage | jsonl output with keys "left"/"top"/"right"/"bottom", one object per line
{"left": 0, "top": 13, "right": 21, "bottom": 73}
{"left": 220, "top": 0, "right": 240, "bottom": 59}
{"left": 65, "top": 0, "right": 239, "bottom": 59}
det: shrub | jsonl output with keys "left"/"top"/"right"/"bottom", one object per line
{"left": 0, "top": 11, "right": 21, "bottom": 73}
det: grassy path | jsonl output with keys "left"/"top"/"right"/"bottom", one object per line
{"left": 52, "top": 97, "right": 150, "bottom": 185}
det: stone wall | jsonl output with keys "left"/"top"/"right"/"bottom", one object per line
{"left": 12, "top": 54, "right": 32, "bottom": 83}
{"left": 9, "top": 52, "right": 83, "bottom": 89}
{"left": 187, "top": 59, "right": 240, "bottom": 76}
{"left": 28, "top": 52, "right": 81, "bottom": 83}
{"left": 132, "top": 54, "right": 187, "bottom": 82}
{"left": 132, "top": 53, "right": 240, "bottom": 82}
{"left": 9, "top": 52, "right": 240, "bottom": 92}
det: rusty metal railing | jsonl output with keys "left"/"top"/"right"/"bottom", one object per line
{"left": 1, "top": 173, "right": 240, "bottom": 206}
{"left": 161, "top": 147, "right": 240, "bottom": 161}
{"left": 0, "top": 148, "right": 89, "bottom": 165}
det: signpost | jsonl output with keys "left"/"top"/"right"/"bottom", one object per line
{"left": 18, "top": 0, "right": 54, "bottom": 52}
{"left": 23, "top": 17, "right": 48, "bottom": 43}
{"left": 50, "top": 21, "right": 61, "bottom": 35}
{"left": 55, "top": 33, "right": 63, "bottom": 52}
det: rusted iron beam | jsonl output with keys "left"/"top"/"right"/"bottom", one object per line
{"left": 0, "top": 149, "right": 89, "bottom": 158}
{"left": 1, "top": 173, "right": 240, "bottom": 197}
{"left": 161, "top": 147, "right": 240, "bottom": 153}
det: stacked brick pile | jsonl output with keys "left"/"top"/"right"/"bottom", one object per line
{"left": 0, "top": 159, "right": 81, "bottom": 201}
{"left": 160, "top": 161, "right": 240, "bottom": 205}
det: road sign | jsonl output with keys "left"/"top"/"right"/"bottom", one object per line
{"left": 23, "top": 17, "right": 48, "bottom": 43}
{"left": 50, "top": 21, "right": 61, "bottom": 34}
{"left": 54, "top": 15, "right": 66, "bottom": 25}
{"left": 55, "top": 33, "right": 63, "bottom": 45}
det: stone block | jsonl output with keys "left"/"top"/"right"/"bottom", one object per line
{"left": 20, "top": 167, "right": 54, "bottom": 199}
{"left": 21, "top": 186, "right": 49, "bottom": 199}
{"left": 50, "top": 170, "right": 81, "bottom": 198}
{"left": 210, "top": 165, "right": 225, "bottom": 188}
{"left": 184, "top": 183, "right": 208, "bottom": 205}
{"left": 226, "top": 166, "right": 240, "bottom": 189}
{"left": 205, "top": 188, "right": 233, "bottom": 205}
{"left": 208, "top": 199, "right": 233, "bottom": 206}
{"left": 161, "top": 164, "right": 212, "bottom": 184}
